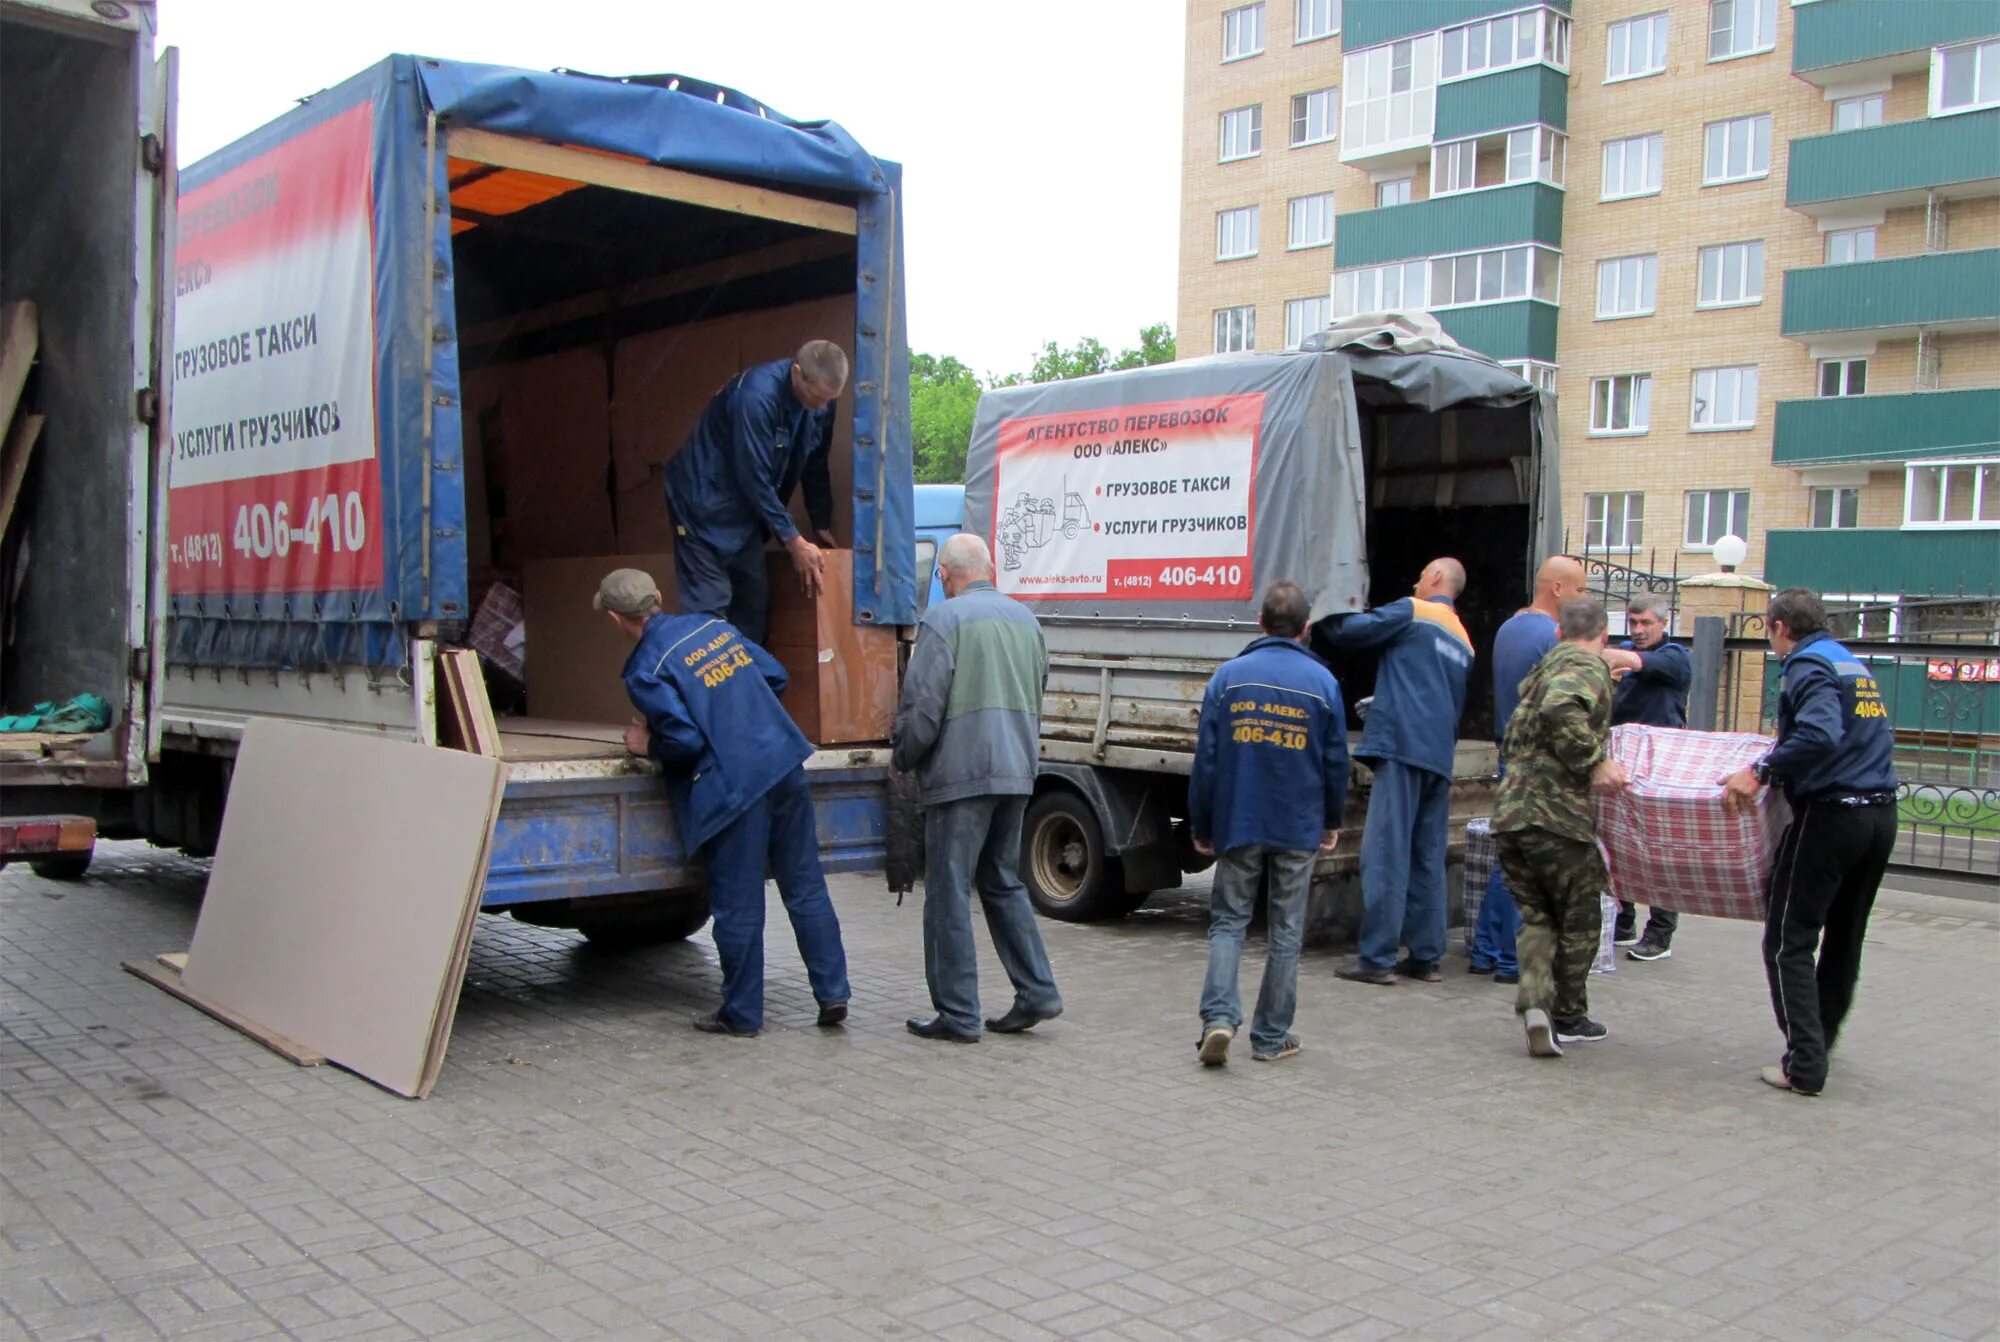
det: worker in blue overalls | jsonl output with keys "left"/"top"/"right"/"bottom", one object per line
{"left": 1314, "top": 558, "right": 1476, "bottom": 987}
{"left": 662, "top": 341, "right": 846, "bottom": 646}
{"left": 597, "top": 568, "right": 850, "bottom": 1037}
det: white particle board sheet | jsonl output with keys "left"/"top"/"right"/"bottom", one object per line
{"left": 179, "top": 720, "right": 504, "bottom": 1098}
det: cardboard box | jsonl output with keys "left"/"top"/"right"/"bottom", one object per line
{"left": 521, "top": 552, "right": 678, "bottom": 723}
{"left": 765, "top": 548, "right": 898, "bottom": 745}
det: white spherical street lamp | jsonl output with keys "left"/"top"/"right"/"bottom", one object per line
{"left": 1712, "top": 534, "right": 1749, "bottom": 573}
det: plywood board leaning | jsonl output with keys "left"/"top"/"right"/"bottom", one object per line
{"left": 0, "top": 301, "right": 38, "bottom": 442}
{"left": 122, "top": 957, "right": 327, "bottom": 1066}
{"left": 0, "top": 412, "right": 46, "bottom": 543}
{"left": 177, "top": 720, "right": 504, "bottom": 1098}
{"left": 438, "top": 649, "right": 502, "bottom": 756}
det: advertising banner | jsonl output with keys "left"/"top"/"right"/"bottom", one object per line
{"left": 988, "top": 393, "right": 1262, "bottom": 602}
{"left": 168, "top": 102, "right": 381, "bottom": 596}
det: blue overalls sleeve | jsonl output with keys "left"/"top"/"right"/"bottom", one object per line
{"left": 1635, "top": 641, "right": 1692, "bottom": 692}
{"left": 891, "top": 623, "right": 955, "bottom": 773}
{"left": 746, "top": 639, "right": 790, "bottom": 698}
{"left": 1765, "top": 659, "right": 1845, "bottom": 780}
{"left": 729, "top": 376, "right": 801, "bottom": 545}
{"left": 1188, "top": 675, "right": 1224, "bottom": 843}
{"left": 1320, "top": 599, "right": 1414, "bottom": 651}
{"left": 802, "top": 403, "right": 836, "bottom": 535}
{"left": 1320, "top": 686, "right": 1350, "bottom": 830}
{"left": 628, "top": 673, "right": 707, "bottom": 768}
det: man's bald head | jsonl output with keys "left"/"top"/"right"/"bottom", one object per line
{"left": 1537, "top": 555, "right": 1588, "bottom": 605}
{"left": 938, "top": 533, "right": 996, "bottom": 597}
{"left": 1415, "top": 557, "right": 1466, "bottom": 600}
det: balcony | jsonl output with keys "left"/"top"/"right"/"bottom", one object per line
{"left": 1772, "top": 389, "right": 2000, "bottom": 467}
{"left": 1780, "top": 249, "right": 2000, "bottom": 341}
{"left": 1343, "top": 0, "right": 1567, "bottom": 51}
{"left": 1433, "top": 301, "right": 1558, "bottom": 364}
{"left": 1792, "top": 0, "right": 1999, "bottom": 87}
{"left": 1765, "top": 528, "right": 2000, "bottom": 597}
{"left": 1434, "top": 65, "right": 1568, "bottom": 139}
{"left": 1335, "top": 182, "right": 1564, "bottom": 268}
{"left": 1787, "top": 110, "right": 2000, "bottom": 217}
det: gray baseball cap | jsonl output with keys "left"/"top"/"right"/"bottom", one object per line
{"left": 593, "top": 568, "right": 661, "bottom": 616}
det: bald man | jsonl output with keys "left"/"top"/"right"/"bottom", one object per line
{"left": 1315, "top": 559, "right": 1477, "bottom": 985}
{"left": 1469, "top": 555, "right": 1588, "bottom": 982}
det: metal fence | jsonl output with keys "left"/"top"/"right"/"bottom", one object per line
{"left": 1711, "top": 598, "right": 2000, "bottom": 879}
{"left": 1563, "top": 535, "right": 1683, "bottom": 631}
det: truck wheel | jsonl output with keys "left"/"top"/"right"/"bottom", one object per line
{"left": 29, "top": 853, "right": 92, "bottom": 881}
{"left": 512, "top": 894, "right": 710, "bottom": 948}
{"left": 1023, "top": 791, "right": 1127, "bottom": 921}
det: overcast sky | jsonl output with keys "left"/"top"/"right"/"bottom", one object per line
{"left": 158, "top": 0, "right": 1186, "bottom": 379}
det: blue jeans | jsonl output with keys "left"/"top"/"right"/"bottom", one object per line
{"left": 1470, "top": 860, "right": 1521, "bottom": 974}
{"left": 671, "top": 525, "right": 770, "bottom": 645}
{"left": 703, "top": 767, "right": 850, "bottom": 1031}
{"left": 923, "top": 795, "right": 1062, "bottom": 1035}
{"left": 1200, "top": 845, "right": 1315, "bottom": 1055}
{"left": 1357, "top": 759, "right": 1452, "bottom": 970}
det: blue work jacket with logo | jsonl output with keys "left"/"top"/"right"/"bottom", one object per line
{"left": 1315, "top": 596, "right": 1474, "bottom": 778}
{"left": 663, "top": 359, "right": 835, "bottom": 554}
{"left": 1190, "top": 636, "right": 1350, "bottom": 855}
{"left": 621, "top": 613, "right": 813, "bottom": 851}
{"left": 1763, "top": 632, "right": 1899, "bottom": 803}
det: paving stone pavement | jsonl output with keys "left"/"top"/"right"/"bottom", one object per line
{"left": 2, "top": 842, "right": 1997, "bottom": 1341}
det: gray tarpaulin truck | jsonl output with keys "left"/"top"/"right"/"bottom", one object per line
{"left": 960, "top": 339, "right": 1562, "bottom": 929}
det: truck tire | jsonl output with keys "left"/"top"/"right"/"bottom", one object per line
{"left": 1022, "top": 790, "right": 1128, "bottom": 922}
{"left": 28, "top": 853, "right": 92, "bottom": 881}
{"left": 511, "top": 894, "right": 710, "bottom": 948}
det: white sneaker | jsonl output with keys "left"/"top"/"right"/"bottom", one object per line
{"left": 1523, "top": 1008, "right": 1562, "bottom": 1058}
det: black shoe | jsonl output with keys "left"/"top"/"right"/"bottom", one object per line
{"left": 906, "top": 1016, "right": 979, "bottom": 1043}
{"left": 1467, "top": 961, "right": 1495, "bottom": 975}
{"left": 1627, "top": 936, "right": 1672, "bottom": 962}
{"left": 1494, "top": 970, "right": 1520, "bottom": 984}
{"left": 1394, "top": 958, "right": 1443, "bottom": 983}
{"left": 1555, "top": 1017, "right": 1609, "bottom": 1043}
{"left": 816, "top": 1002, "right": 848, "bottom": 1028}
{"left": 1335, "top": 960, "right": 1397, "bottom": 986}
{"left": 1612, "top": 921, "right": 1639, "bottom": 947}
{"left": 985, "top": 1003, "right": 1062, "bottom": 1034}
{"left": 692, "top": 1011, "right": 758, "bottom": 1037}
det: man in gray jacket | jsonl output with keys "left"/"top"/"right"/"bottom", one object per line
{"left": 893, "top": 534, "right": 1063, "bottom": 1043}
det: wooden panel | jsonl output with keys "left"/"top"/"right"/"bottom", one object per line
{"left": 521, "top": 553, "right": 677, "bottom": 723}
{"left": 766, "top": 549, "right": 897, "bottom": 745}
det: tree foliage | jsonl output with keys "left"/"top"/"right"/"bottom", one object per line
{"left": 909, "top": 324, "right": 1176, "bottom": 483}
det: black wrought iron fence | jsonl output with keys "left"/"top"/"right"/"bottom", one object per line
{"left": 1562, "top": 534, "right": 1682, "bottom": 631}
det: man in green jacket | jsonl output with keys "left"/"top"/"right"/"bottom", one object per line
{"left": 1493, "top": 598, "right": 1629, "bottom": 1058}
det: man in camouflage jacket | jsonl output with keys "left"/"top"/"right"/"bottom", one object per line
{"left": 1492, "top": 598, "right": 1629, "bottom": 1058}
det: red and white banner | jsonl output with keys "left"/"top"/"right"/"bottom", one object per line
{"left": 168, "top": 103, "right": 382, "bottom": 595}
{"left": 989, "top": 393, "right": 1262, "bottom": 602}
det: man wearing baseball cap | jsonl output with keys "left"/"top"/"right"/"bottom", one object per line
{"left": 595, "top": 568, "right": 850, "bottom": 1036}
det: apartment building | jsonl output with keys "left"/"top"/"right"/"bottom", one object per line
{"left": 1176, "top": 0, "right": 1999, "bottom": 603}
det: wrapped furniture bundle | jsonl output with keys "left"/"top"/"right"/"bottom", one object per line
{"left": 1462, "top": 817, "right": 1616, "bottom": 974}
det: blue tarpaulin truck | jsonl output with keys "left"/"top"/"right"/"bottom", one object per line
{"left": 2, "top": 51, "right": 918, "bottom": 943}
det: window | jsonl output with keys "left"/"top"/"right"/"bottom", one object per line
{"left": 1223, "top": 3, "right": 1266, "bottom": 60}
{"left": 1905, "top": 460, "right": 2000, "bottom": 526}
{"left": 1285, "top": 295, "right": 1332, "bottom": 349}
{"left": 1342, "top": 35, "right": 1438, "bottom": 157}
{"left": 1377, "top": 177, "right": 1413, "bottom": 207}
{"left": 1691, "top": 365, "right": 1758, "bottom": 429}
{"left": 1429, "top": 244, "right": 1561, "bottom": 309}
{"left": 1216, "top": 206, "right": 1259, "bottom": 260}
{"left": 1288, "top": 193, "right": 1335, "bottom": 249}
{"left": 1296, "top": 0, "right": 1339, "bottom": 43}
{"left": 1512, "top": 361, "right": 1559, "bottom": 393}
{"left": 914, "top": 538, "right": 938, "bottom": 614}
{"left": 1684, "top": 489, "right": 1751, "bottom": 549}
{"left": 1825, "top": 227, "right": 1877, "bottom": 264}
{"left": 1810, "top": 486, "right": 1860, "bottom": 530}
{"left": 1590, "top": 373, "right": 1653, "bottom": 435}
{"left": 1697, "top": 240, "right": 1765, "bottom": 307}
{"left": 1934, "top": 38, "right": 2000, "bottom": 115}
{"left": 1587, "top": 491, "right": 1645, "bottom": 549}
{"left": 1291, "top": 88, "right": 1337, "bottom": 145}
{"left": 1214, "top": 305, "right": 1256, "bottom": 353}
{"left": 1440, "top": 7, "right": 1570, "bottom": 81}
{"left": 1431, "top": 125, "right": 1565, "bottom": 195}
{"left": 1602, "top": 133, "right": 1663, "bottom": 199}
{"left": 1832, "top": 94, "right": 1884, "bottom": 131}
{"left": 1704, "top": 114, "right": 1772, "bottom": 183}
{"left": 1220, "top": 105, "right": 1263, "bottom": 160}
{"left": 1332, "top": 258, "right": 1430, "bottom": 318}
{"left": 1596, "top": 254, "right": 1657, "bottom": 318}
{"left": 1819, "top": 357, "right": 1867, "bottom": 397}
{"left": 1607, "top": 12, "right": 1669, "bottom": 81}
{"left": 1708, "top": 0, "right": 1776, "bottom": 61}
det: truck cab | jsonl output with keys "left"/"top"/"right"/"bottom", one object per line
{"left": 912, "top": 482, "right": 965, "bottom": 614}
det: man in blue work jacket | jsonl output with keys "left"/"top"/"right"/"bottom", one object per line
{"left": 1315, "top": 557, "right": 1475, "bottom": 986}
{"left": 662, "top": 341, "right": 846, "bottom": 646}
{"left": 1190, "top": 581, "right": 1349, "bottom": 1067}
{"left": 1722, "top": 588, "right": 1898, "bottom": 1098}
{"left": 1605, "top": 593, "right": 1693, "bottom": 960}
{"left": 598, "top": 568, "right": 850, "bottom": 1037}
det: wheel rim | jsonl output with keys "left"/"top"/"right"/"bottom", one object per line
{"left": 1030, "top": 812, "right": 1090, "bottom": 903}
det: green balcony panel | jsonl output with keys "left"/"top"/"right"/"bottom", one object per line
{"left": 1335, "top": 183, "right": 1565, "bottom": 267}
{"left": 1780, "top": 249, "right": 2000, "bottom": 338}
{"left": 1772, "top": 389, "right": 2000, "bottom": 466}
{"left": 1433, "top": 65, "right": 1569, "bottom": 139}
{"left": 1787, "top": 110, "right": 2000, "bottom": 214}
{"left": 1793, "top": 0, "right": 1999, "bottom": 81}
{"left": 1765, "top": 528, "right": 2000, "bottom": 597}
{"left": 1343, "top": 0, "right": 1568, "bottom": 51}
{"left": 1434, "top": 301, "right": 1559, "bottom": 363}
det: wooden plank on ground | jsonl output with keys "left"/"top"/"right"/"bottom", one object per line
{"left": 0, "top": 301, "right": 37, "bottom": 442}
{"left": 122, "top": 956, "right": 327, "bottom": 1066}
{"left": 0, "top": 412, "right": 46, "bottom": 543}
